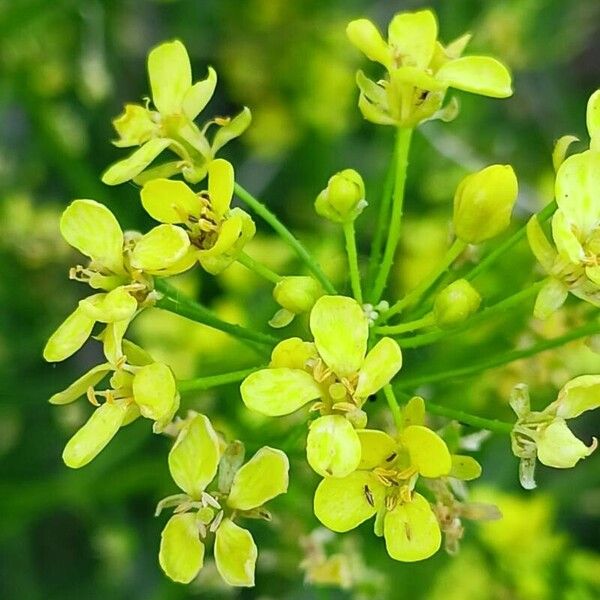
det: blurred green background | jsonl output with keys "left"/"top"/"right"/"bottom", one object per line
{"left": 1, "top": 0, "right": 599, "bottom": 598}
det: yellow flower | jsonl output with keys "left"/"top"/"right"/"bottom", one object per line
{"left": 241, "top": 296, "right": 402, "bottom": 477}
{"left": 313, "top": 422, "right": 452, "bottom": 562}
{"left": 102, "top": 40, "right": 251, "bottom": 186}
{"left": 140, "top": 159, "right": 255, "bottom": 275}
{"left": 346, "top": 9, "right": 512, "bottom": 127}
{"left": 157, "top": 413, "right": 289, "bottom": 587}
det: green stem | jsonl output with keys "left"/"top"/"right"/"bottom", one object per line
{"left": 425, "top": 400, "right": 513, "bottom": 434}
{"left": 383, "top": 384, "right": 403, "bottom": 432}
{"left": 393, "top": 281, "right": 544, "bottom": 347}
{"left": 466, "top": 200, "right": 557, "bottom": 282}
{"left": 178, "top": 367, "right": 261, "bottom": 393}
{"left": 375, "top": 313, "right": 435, "bottom": 336}
{"left": 234, "top": 182, "right": 337, "bottom": 294}
{"left": 396, "top": 318, "right": 600, "bottom": 390}
{"left": 383, "top": 238, "right": 467, "bottom": 320}
{"left": 154, "top": 279, "right": 279, "bottom": 347}
{"left": 343, "top": 220, "right": 363, "bottom": 304}
{"left": 371, "top": 127, "right": 414, "bottom": 303}
{"left": 237, "top": 252, "right": 282, "bottom": 284}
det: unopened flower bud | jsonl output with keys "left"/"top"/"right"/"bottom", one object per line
{"left": 453, "top": 165, "right": 518, "bottom": 244}
{"left": 314, "top": 169, "right": 366, "bottom": 223}
{"left": 273, "top": 276, "right": 323, "bottom": 314}
{"left": 433, "top": 279, "right": 481, "bottom": 328}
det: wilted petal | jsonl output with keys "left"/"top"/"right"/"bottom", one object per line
{"left": 384, "top": 493, "right": 441, "bottom": 562}
{"left": 214, "top": 519, "right": 257, "bottom": 587}
{"left": 402, "top": 425, "right": 452, "bottom": 478}
{"left": 436, "top": 56, "right": 512, "bottom": 98}
{"left": 131, "top": 224, "right": 190, "bottom": 272}
{"left": 102, "top": 138, "right": 172, "bottom": 185}
{"left": 227, "top": 447, "right": 289, "bottom": 510}
{"left": 555, "top": 375, "right": 600, "bottom": 418}
{"left": 148, "top": 39, "right": 191, "bottom": 115}
{"left": 537, "top": 418, "right": 597, "bottom": 468}
{"left": 387, "top": 10, "right": 438, "bottom": 70}
{"left": 159, "top": 513, "right": 204, "bottom": 584}
{"left": 43, "top": 306, "right": 96, "bottom": 362}
{"left": 168, "top": 413, "right": 221, "bottom": 497}
{"left": 306, "top": 415, "right": 361, "bottom": 478}
{"left": 356, "top": 429, "right": 397, "bottom": 470}
{"left": 183, "top": 66, "right": 217, "bottom": 120}
{"left": 241, "top": 367, "right": 321, "bottom": 416}
{"left": 62, "top": 401, "right": 128, "bottom": 468}
{"left": 141, "top": 178, "right": 202, "bottom": 223}
{"left": 132, "top": 362, "right": 178, "bottom": 422}
{"left": 309, "top": 295, "right": 368, "bottom": 378}
{"left": 313, "top": 471, "right": 384, "bottom": 532}
{"left": 49, "top": 363, "right": 112, "bottom": 405}
{"left": 60, "top": 199, "right": 124, "bottom": 273}
{"left": 355, "top": 337, "right": 402, "bottom": 399}
{"left": 208, "top": 158, "right": 234, "bottom": 218}
{"left": 211, "top": 107, "right": 252, "bottom": 154}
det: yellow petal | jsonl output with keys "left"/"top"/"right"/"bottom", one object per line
{"left": 551, "top": 209, "right": 585, "bottom": 264}
{"left": 148, "top": 39, "right": 191, "bottom": 114}
{"left": 269, "top": 338, "right": 318, "bottom": 369}
{"left": 356, "top": 429, "right": 397, "bottom": 470}
{"left": 537, "top": 419, "right": 597, "bottom": 468}
{"left": 355, "top": 337, "right": 402, "bottom": 399}
{"left": 159, "top": 513, "right": 204, "bottom": 584}
{"left": 79, "top": 287, "right": 137, "bottom": 323}
{"left": 62, "top": 401, "right": 128, "bottom": 468}
{"left": 214, "top": 519, "right": 257, "bottom": 587}
{"left": 306, "top": 415, "right": 361, "bottom": 478}
{"left": 168, "top": 413, "right": 221, "bottom": 497}
{"left": 526, "top": 215, "right": 557, "bottom": 273}
{"left": 131, "top": 224, "right": 190, "bottom": 272}
{"left": 112, "top": 103, "right": 157, "bottom": 148}
{"left": 240, "top": 367, "right": 322, "bottom": 416}
{"left": 533, "top": 278, "right": 569, "bottom": 320}
{"left": 402, "top": 425, "right": 452, "bottom": 477}
{"left": 43, "top": 306, "right": 96, "bottom": 362}
{"left": 436, "top": 56, "right": 512, "bottom": 98}
{"left": 60, "top": 199, "right": 124, "bottom": 273}
{"left": 313, "top": 471, "right": 384, "bottom": 532}
{"left": 346, "top": 19, "right": 390, "bottom": 67}
{"left": 555, "top": 375, "right": 600, "bottom": 418}
{"left": 449, "top": 455, "right": 482, "bottom": 481}
{"left": 208, "top": 158, "right": 234, "bottom": 218}
{"left": 227, "top": 447, "right": 289, "bottom": 510}
{"left": 403, "top": 396, "right": 425, "bottom": 427}
{"left": 99, "top": 319, "right": 129, "bottom": 365}
{"left": 182, "top": 66, "right": 217, "bottom": 120}
{"left": 552, "top": 135, "right": 580, "bottom": 173}
{"left": 132, "top": 362, "right": 178, "bottom": 422}
{"left": 141, "top": 178, "right": 202, "bottom": 223}
{"left": 387, "top": 10, "right": 438, "bottom": 70}
{"left": 309, "top": 295, "right": 368, "bottom": 378}
{"left": 49, "top": 363, "right": 112, "bottom": 405}
{"left": 384, "top": 493, "right": 441, "bottom": 562}
{"left": 211, "top": 107, "right": 252, "bottom": 154}
{"left": 587, "top": 89, "right": 600, "bottom": 149}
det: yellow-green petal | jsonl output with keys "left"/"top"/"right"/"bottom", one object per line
{"left": 132, "top": 362, "right": 178, "bottom": 422}
{"left": 403, "top": 396, "right": 425, "bottom": 428}
{"left": 402, "top": 425, "right": 452, "bottom": 478}
{"left": 100, "top": 319, "right": 129, "bottom": 365}
{"left": 214, "top": 519, "right": 257, "bottom": 587}
{"left": 346, "top": 19, "right": 390, "bottom": 67}
{"left": 79, "top": 287, "right": 137, "bottom": 323}
{"left": 112, "top": 103, "right": 157, "bottom": 148}
{"left": 527, "top": 215, "right": 557, "bottom": 273}
{"left": 168, "top": 413, "right": 221, "bottom": 497}
{"left": 102, "top": 138, "right": 172, "bottom": 185}
{"left": 141, "top": 178, "right": 202, "bottom": 223}
{"left": 309, "top": 295, "right": 368, "bottom": 378}
{"left": 355, "top": 337, "right": 402, "bottom": 399}
{"left": 62, "top": 401, "right": 128, "bottom": 468}
{"left": 436, "top": 56, "right": 512, "bottom": 98}
{"left": 555, "top": 375, "right": 600, "bottom": 418}
{"left": 306, "top": 415, "right": 361, "bottom": 478}
{"left": 183, "top": 66, "right": 217, "bottom": 120}
{"left": 211, "top": 107, "right": 252, "bottom": 154}
{"left": 241, "top": 367, "right": 321, "bottom": 417}
{"left": 49, "top": 363, "right": 112, "bottom": 405}
{"left": 537, "top": 418, "right": 597, "bottom": 469}
{"left": 387, "top": 10, "right": 438, "bottom": 70}
{"left": 148, "top": 39, "right": 191, "bottom": 115}
{"left": 533, "top": 277, "right": 569, "bottom": 320}
{"left": 587, "top": 89, "right": 600, "bottom": 149}
{"left": 159, "top": 513, "right": 204, "bottom": 584}
{"left": 131, "top": 224, "right": 190, "bottom": 272}
{"left": 43, "top": 306, "right": 96, "bottom": 362}
{"left": 383, "top": 493, "right": 441, "bottom": 562}
{"left": 313, "top": 471, "right": 384, "bottom": 532}
{"left": 227, "top": 447, "right": 289, "bottom": 510}
{"left": 551, "top": 209, "right": 585, "bottom": 264}
{"left": 208, "top": 158, "right": 234, "bottom": 218}
{"left": 450, "top": 455, "right": 482, "bottom": 481}
{"left": 269, "top": 338, "right": 318, "bottom": 370}
{"left": 356, "top": 429, "right": 397, "bottom": 470}
{"left": 60, "top": 199, "right": 124, "bottom": 273}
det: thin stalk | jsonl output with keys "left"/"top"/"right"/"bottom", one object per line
{"left": 425, "top": 401, "right": 513, "bottom": 434}
{"left": 343, "top": 220, "right": 363, "bottom": 304}
{"left": 371, "top": 127, "right": 414, "bottom": 303}
{"left": 383, "top": 238, "right": 467, "bottom": 320}
{"left": 237, "top": 252, "right": 282, "bottom": 284}
{"left": 396, "top": 318, "right": 600, "bottom": 390}
{"left": 374, "top": 313, "right": 435, "bottom": 336}
{"left": 393, "top": 281, "right": 544, "bottom": 347}
{"left": 234, "top": 182, "right": 336, "bottom": 294}
{"left": 466, "top": 200, "right": 557, "bottom": 282}
{"left": 178, "top": 367, "right": 261, "bottom": 393}
{"left": 154, "top": 279, "right": 279, "bottom": 347}
{"left": 383, "top": 384, "right": 403, "bottom": 432}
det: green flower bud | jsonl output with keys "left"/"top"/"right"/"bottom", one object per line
{"left": 314, "top": 169, "right": 366, "bottom": 223}
{"left": 453, "top": 165, "right": 518, "bottom": 244}
{"left": 433, "top": 279, "right": 481, "bottom": 328}
{"left": 273, "top": 276, "right": 323, "bottom": 315}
